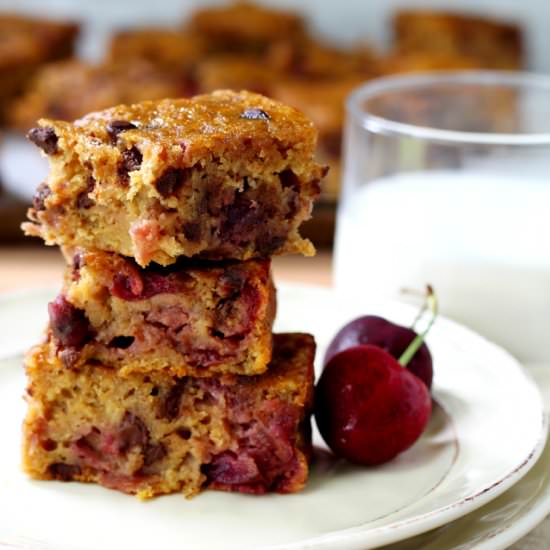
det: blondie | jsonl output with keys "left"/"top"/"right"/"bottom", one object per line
{"left": 196, "top": 56, "right": 279, "bottom": 96}
{"left": 23, "top": 333, "right": 315, "bottom": 498}
{"left": 108, "top": 28, "right": 204, "bottom": 69}
{"left": 188, "top": 2, "right": 304, "bottom": 55}
{"left": 393, "top": 10, "right": 523, "bottom": 70}
{"left": 24, "top": 90, "right": 326, "bottom": 265}
{"left": 10, "top": 60, "right": 191, "bottom": 131}
{"left": 0, "top": 14, "right": 78, "bottom": 124}
{"left": 47, "top": 250, "right": 275, "bottom": 377}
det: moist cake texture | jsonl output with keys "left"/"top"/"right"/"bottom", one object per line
{"left": 23, "top": 333, "right": 315, "bottom": 498}
{"left": 47, "top": 250, "right": 275, "bottom": 377}
{"left": 23, "top": 90, "right": 326, "bottom": 265}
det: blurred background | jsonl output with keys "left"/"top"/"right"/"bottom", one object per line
{"left": 0, "top": 0, "right": 547, "bottom": 68}
{"left": 0, "top": 0, "right": 545, "bottom": 291}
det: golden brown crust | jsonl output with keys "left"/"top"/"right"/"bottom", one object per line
{"left": 69, "top": 89, "right": 318, "bottom": 158}
{"left": 24, "top": 91, "right": 325, "bottom": 264}
{"left": 22, "top": 333, "right": 315, "bottom": 498}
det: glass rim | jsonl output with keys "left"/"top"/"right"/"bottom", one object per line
{"left": 347, "top": 70, "right": 550, "bottom": 146}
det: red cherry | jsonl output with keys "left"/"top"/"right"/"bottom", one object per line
{"left": 314, "top": 344, "right": 432, "bottom": 465}
{"left": 324, "top": 315, "right": 433, "bottom": 389}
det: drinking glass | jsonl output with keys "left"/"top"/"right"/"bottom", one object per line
{"left": 335, "top": 71, "right": 550, "bottom": 362}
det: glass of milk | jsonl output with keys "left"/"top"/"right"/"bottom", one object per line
{"left": 334, "top": 71, "right": 550, "bottom": 362}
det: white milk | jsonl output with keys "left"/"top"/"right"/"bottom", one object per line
{"left": 334, "top": 171, "right": 550, "bottom": 362}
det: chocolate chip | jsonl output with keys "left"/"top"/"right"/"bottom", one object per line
{"left": 201, "top": 179, "right": 230, "bottom": 216}
{"left": 74, "top": 433, "right": 96, "bottom": 454}
{"left": 32, "top": 182, "right": 51, "bottom": 211}
{"left": 106, "top": 120, "right": 137, "bottom": 144}
{"left": 48, "top": 295, "right": 91, "bottom": 349}
{"left": 182, "top": 222, "right": 201, "bottom": 242}
{"left": 226, "top": 198, "right": 254, "bottom": 229}
{"left": 219, "top": 269, "right": 245, "bottom": 295}
{"left": 118, "top": 412, "right": 149, "bottom": 452}
{"left": 118, "top": 147, "right": 143, "bottom": 185}
{"left": 108, "top": 335, "right": 135, "bottom": 349}
{"left": 76, "top": 176, "right": 96, "bottom": 209}
{"left": 240, "top": 108, "right": 270, "bottom": 121}
{"left": 41, "top": 439, "right": 57, "bottom": 452}
{"left": 222, "top": 193, "right": 263, "bottom": 244}
{"left": 285, "top": 194, "right": 299, "bottom": 221}
{"left": 76, "top": 191, "right": 95, "bottom": 210}
{"left": 27, "top": 127, "right": 59, "bottom": 154}
{"left": 279, "top": 169, "right": 300, "bottom": 191}
{"left": 72, "top": 252, "right": 84, "bottom": 272}
{"left": 155, "top": 168, "right": 189, "bottom": 197}
{"left": 215, "top": 296, "right": 239, "bottom": 329}
{"left": 122, "top": 147, "right": 142, "bottom": 172}
{"left": 176, "top": 427, "right": 191, "bottom": 440}
{"left": 48, "top": 463, "right": 80, "bottom": 481}
{"left": 255, "top": 233, "right": 285, "bottom": 256}
{"left": 143, "top": 442, "right": 166, "bottom": 467}
{"left": 71, "top": 252, "right": 84, "bottom": 282}
{"left": 158, "top": 381, "right": 186, "bottom": 420}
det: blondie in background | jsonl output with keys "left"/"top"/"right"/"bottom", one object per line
{"left": 0, "top": 0, "right": 548, "bottom": 70}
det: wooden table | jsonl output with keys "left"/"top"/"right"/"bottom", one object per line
{"left": 0, "top": 245, "right": 547, "bottom": 549}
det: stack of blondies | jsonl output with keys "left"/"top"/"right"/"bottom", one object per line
{"left": 21, "top": 90, "right": 326, "bottom": 498}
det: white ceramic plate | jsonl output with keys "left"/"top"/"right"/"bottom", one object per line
{"left": 0, "top": 285, "right": 546, "bottom": 550}
{"left": 382, "top": 365, "right": 550, "bottom": 550}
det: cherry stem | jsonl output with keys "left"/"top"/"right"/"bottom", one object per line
{"left": 400, "top": 287, "right": 428, "bottom": 332}
{"left": 398, "top": 285, "right": 438, "bottom": 367}
{"left": 411, "top": 303, "right": 428, "bottom": 332}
